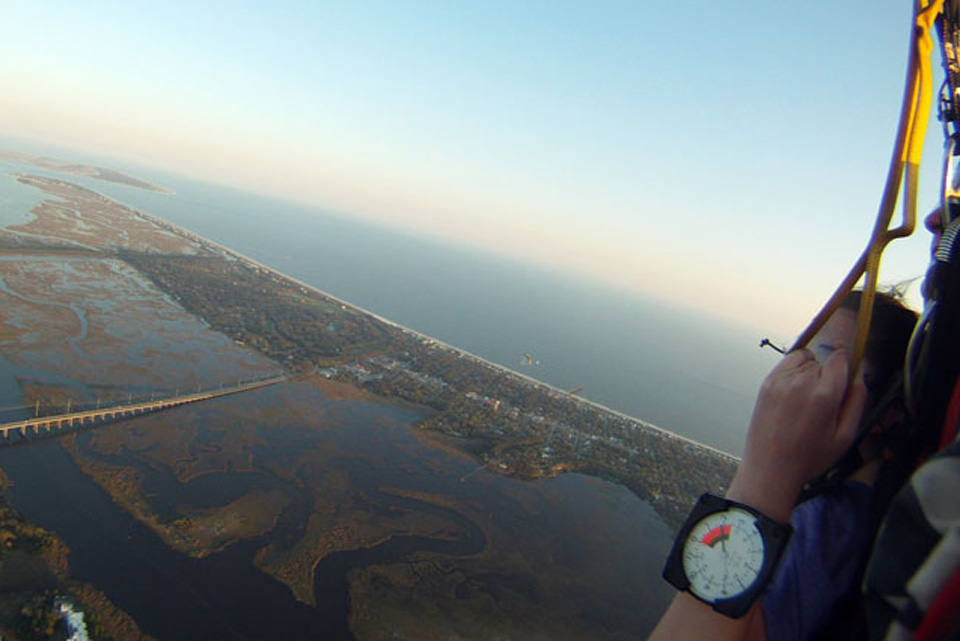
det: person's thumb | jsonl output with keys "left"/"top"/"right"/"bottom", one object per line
{"left": 819, "top": 348, "right": 852, "bottom": 406}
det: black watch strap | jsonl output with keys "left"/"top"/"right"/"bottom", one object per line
{"left": 662, "top": 493, "right": 792, "bottom": 618}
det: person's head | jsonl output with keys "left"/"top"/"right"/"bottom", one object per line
{"left": 810, "top": 290, "right": 918, "bottom": 398}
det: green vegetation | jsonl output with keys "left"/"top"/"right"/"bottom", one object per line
{"left": 121, "top": 253, "right": 394, "bottom": 366}
{"left": 8, "top": 593, "right": 64, "bottom": 641}
{"left": 0, "top": 473, "right": 148, "bottom": 641}
{"left": 118, "top": 246, "right": 737, "bottom": 531}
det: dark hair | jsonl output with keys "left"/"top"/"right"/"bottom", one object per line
{"left": 839, "top": 290, "right": 918, "bottom": 395}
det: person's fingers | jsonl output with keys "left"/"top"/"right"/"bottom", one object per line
{"left": 835, "top": 379, "right": 869, "bottom": 451}
{"left": 783, "top": 348, "right": 816, "bottom": 368}
{"left": 772, "top": 349, "right": 819, "bottom": 382}
{"left": 817, "top": 349, "right": 851, "bottom": 404}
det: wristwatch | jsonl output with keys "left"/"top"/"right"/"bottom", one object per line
{"left": 662, "top": 493, "right": 792, "bottom": 618}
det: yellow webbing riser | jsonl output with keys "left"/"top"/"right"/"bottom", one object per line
{"left": 790, "top": 0, "right": 943, "bottom": 382}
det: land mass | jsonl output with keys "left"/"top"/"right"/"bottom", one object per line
{"left": 0, "top": 176, "right": 738, "bottom": 529}
{"left": 116, "top": 222, "right": 738, "bottom": 532}
{"left": 1, "top": 173, "right": 737, "bottom": 532}
{"left": 0, "top": 170, "right": 737, "bottom": 639}
{"left": 0, "top": 150, "right": 174, "bottom": 194}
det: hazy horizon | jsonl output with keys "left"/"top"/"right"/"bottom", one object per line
{"left": 0, "top": 134, "right": 792, "bottom": 342}
{"left": 0, "top": 1, "right": 942, "bottom": 335}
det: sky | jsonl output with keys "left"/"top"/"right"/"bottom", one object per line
{"left": 0, "top": 1, "right": 945, "bottom": 336}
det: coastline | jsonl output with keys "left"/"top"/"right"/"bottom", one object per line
{"left": 112, "top": 190, "right": 739, "bottom": 464}
{"left": 0, "top": 171, "right": 692, "bottom": 638}
{"left": 0, "top": 150, "right": 175, "bottom": 195}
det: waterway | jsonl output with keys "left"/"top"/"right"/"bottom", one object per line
{"left": 0, "top": 380, "right": 675, "bottom": 639}
{"left": 0, "top": 168, "right": 45, "bottom": 228}
{"left": 0, "top": 139, "right": 712, "bottom": 637}
{"left": 0, "top": 438, "right": 327, "bottom": 640}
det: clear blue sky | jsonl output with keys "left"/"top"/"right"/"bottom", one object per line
{"left": 0, "top": 1, "right": 941, "bottom": 335}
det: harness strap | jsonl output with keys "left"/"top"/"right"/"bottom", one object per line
{"left": 864, "top": 438, "right": 960, "bottom": 640}
{"left": 792, "top": 0, "right": 942, "bottom": 381}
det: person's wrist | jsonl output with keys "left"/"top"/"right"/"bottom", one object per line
{"left": 725, "top": 463, "right": 801, "bottom": 525}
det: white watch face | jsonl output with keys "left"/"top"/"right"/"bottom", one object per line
{"left": 681, "top": 507, "right": 766, "bottom": 603}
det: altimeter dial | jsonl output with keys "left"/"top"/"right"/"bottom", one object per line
{"left": 664, "top": 494, "right": 791, "bottom": 618}
{"left": 681, "top": 507, "right": 765, "bottom": 603}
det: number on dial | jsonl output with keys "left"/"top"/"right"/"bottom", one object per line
{"left": 681, "top": 507, "right": 765, "bottom": 602}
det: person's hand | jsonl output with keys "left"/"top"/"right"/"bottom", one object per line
{"left": 727, "top": 348, "right": 868, "bottom": 523}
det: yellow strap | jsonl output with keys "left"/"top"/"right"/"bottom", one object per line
{"left": 791, "top": 0, "right": 942, "bottom": 382}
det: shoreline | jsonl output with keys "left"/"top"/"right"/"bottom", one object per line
{"left": 0, "top": 152, "right": 175, "bottom": 195}
{"left": 0, "top": 172, "right": 693, "bottom": 639}
{"left": 119, "top": 190, "right": 740, "bottom": 464}
{"left": 5, "top": 173, "right": 739, "bottom": 463}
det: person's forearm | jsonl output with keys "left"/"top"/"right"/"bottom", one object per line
{"left": 647, "top": 349, "right": 866, "bottom": 641}
{"left": 725, "top": 465, "right": 799, "bottom": 526}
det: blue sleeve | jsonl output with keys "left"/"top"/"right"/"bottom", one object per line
{"left": 760, "top": 482, "right": 875, "bottom": 641}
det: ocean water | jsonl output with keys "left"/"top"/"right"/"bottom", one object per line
{"left": 0, "top": 168, "right": 46, "bottom": 228}
{"left": 0, "top": 138, "right": 779, "bottom": 455}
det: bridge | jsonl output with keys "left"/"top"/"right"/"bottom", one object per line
{"left": 0, "top": 375, "right": 288, "bottom": 444}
